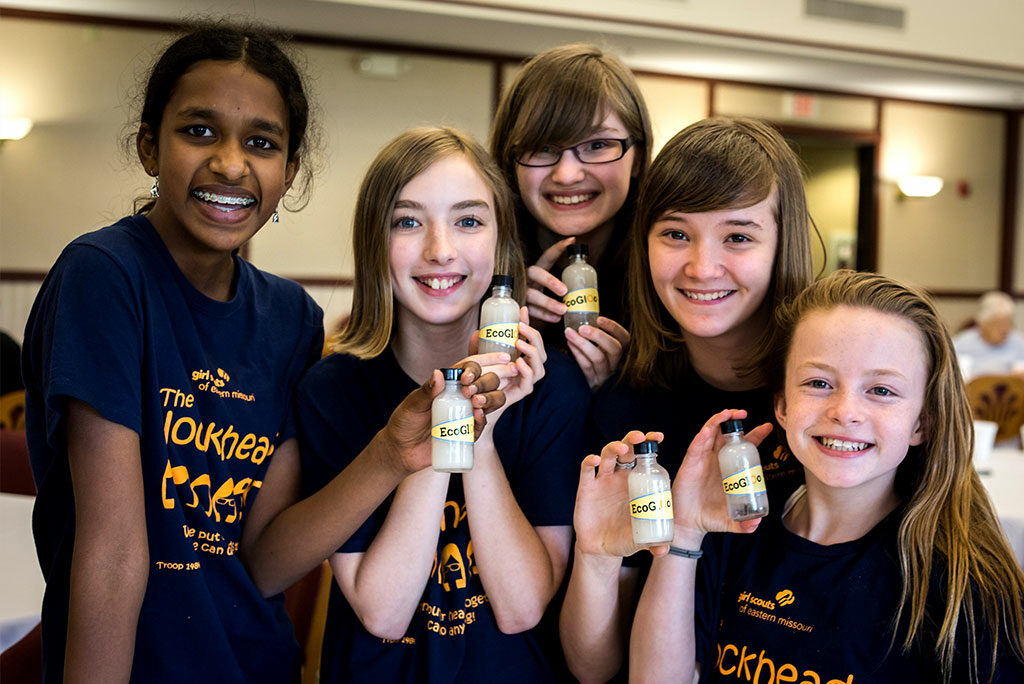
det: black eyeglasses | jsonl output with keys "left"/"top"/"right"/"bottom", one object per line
{"left": 516, "top": 138, "right": 633, "bottom": 167}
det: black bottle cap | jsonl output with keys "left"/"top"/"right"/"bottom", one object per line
{"left": 441, "top": 368, "right": 463, "bottom": 381}
{"left": 634, "top": 440, "right": 658, "bottom": 455}
{"left": 490, "top": 274, "right": 514, "bottom": 289}
{"left": 566, "top": 243, "right": 589, "bottom": 258}
{"left": 720, "top": 419, "right": 745, "bottom": 435}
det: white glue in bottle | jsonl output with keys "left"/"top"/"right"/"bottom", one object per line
{"left": 717, "top": 419, "right": 769, "bottom": 521}
{"left": 478, "top": 274, "right": 519, "bottom": 360}
{"left": 562, "top": 243, "right": 599, "bottom": 331}
{"left": 431, "top": 368, "right": 474, "bottom": 472}
{"left": 628, "top": 440, "right": 674, "bottom": 546}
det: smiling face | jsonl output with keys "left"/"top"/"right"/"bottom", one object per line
{"left": 775, "top": 305, "right": 928, "bottom": 495}
{"left": 647, "top": 189, "right": 778, "bottom": 344}
{"left": 139, "top": 59, "right": 297, "bottom": 266}
{"left": 388, "top": 154, "right": 498, "bottom": 328}
{"left": 514, "top": 111, "right": 635, "bottom": 239}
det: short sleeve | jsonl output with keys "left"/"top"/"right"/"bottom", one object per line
{"left": 502, "top": 352, "right": 590, "bottom": 527}
{"left": 27, "top": 244, "right": 143, "bottom": 444}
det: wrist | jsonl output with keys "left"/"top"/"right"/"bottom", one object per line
{"left": 373, "top": 426, "right": 414, "bottom": 479}
{"left": 573, "top": 542, "right": 625, "bottom": 576}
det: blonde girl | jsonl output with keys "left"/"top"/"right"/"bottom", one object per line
{"left": 491, "top": 44, "right": 653, "bottom": 388}
{"left": 631, "top": 270, "right": 1024, "bottom": 683}
{"left": 296, "top": 127, "right": 590, "bottom": 683}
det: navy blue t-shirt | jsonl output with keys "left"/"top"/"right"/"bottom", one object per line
{"left": 23, "top": 215, "right": 324, "bottom": 684}
{"left": 297, "top": 348, "right": 589, "bottom": 684}
{"left": 694, "top": 488, "right": 1024, "bottom": 682}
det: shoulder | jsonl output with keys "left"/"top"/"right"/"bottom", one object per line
{"left": 244, "top": 265, "right": 322, "bottom": 324}
{"left": 297, "top": 353, "right": 370, "bottom": 401}
{"left": 54, "top": 216, "right": 153, "bottom": 277}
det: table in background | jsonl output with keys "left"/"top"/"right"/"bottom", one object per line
{"left": 979, "top": 448, "right": 1024, "bottom": 569}
{"left": 0, "top": 493, "right": 43, "bottom": 651}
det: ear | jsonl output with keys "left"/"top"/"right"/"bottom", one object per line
{"left": 137, "top": 124, "right": 160, "bottom": 176}
{"left": 909, "top": 413, "right": 927, "bottom": 447}
{"left": 283, "top": 153, "right": 301, "bottom": 193}
{"left": 774, "top": 392, "right": 788, "bottom": 430}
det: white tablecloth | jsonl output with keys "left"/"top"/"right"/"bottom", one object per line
{"left": 0, "top": 493, "right": 43, "bottom": 651}
{"left": 979, "top": 448, "right": 1024, "bottom": 569}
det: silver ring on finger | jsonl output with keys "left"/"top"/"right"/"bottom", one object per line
{"left": 614, "top": 458, "right": 636, "bottom": 470}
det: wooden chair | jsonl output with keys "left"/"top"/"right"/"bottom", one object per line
{"left": 283, "top": 559, "right": 332, "bottom": 684}
{"left": 965, "top": 375, "right": 1024, "bottom": 442}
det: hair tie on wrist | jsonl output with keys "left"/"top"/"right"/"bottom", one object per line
{"left": 667, "top": 545, "right": 703, "bottom": 559}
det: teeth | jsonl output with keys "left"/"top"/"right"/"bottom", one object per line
{"left": 422, "top": 277, "right": 460, "bottom": 290}
{"left": 550, "top": 193, "right": 595, "bottom": 205}
{"left": 684, "top": 290, "right": 732, "bottom": 301}
{"left": 192, "top": 190, "right": 256, "bottom": 207}
{"left": 819, "top": 437, "right": 870, "bottom": 452}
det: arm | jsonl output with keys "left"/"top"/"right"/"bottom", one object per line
{"left": 630, "top": 410, "right": 767, "bottom": 682}
{"left": 560, "top": 432, "right": 663, "bottom": 683}
{"left": 64, "top": 400, "right": 148, "bottom": 684}
{"left": 331, "top": 468, "right": 451, "bottom": 639}
{"left": 240, "top": 362, "right": 504, "bottom": 596}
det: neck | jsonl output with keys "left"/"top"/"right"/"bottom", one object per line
{"left": 147, "top": 209, "right": 237, "bottom": 301}
{"left": 536, "top": 217, "right": 616, "bottom": 265}
{"left": 785, "top": 474, "right": 901, "bottom": 545}
{"left": 682, "top": 300, "right": 771, "bottom": 391}
{"left": 391, "top": 305, "right": 479, "bottom": 384}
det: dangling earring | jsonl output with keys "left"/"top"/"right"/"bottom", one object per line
{"left": 150, "top": 176, "right": 159, "bottom": 198}
{"left": 272, "top": 207, "right": 280, "bottom": 223}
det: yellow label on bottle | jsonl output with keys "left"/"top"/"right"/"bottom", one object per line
{"left": 722, "top": 465, "right": 767, "bottom": 496}
{"left": 564, "top": 287, "right": 599, "bottom": 313}
{"left": 629, "top": 490, "right": 673, "bottom": 520}
{"left": 478, "top": 322, "right": 519, "bottom": 348}
{"left": 431, "top": 416, "right": 474, "bottom": 443}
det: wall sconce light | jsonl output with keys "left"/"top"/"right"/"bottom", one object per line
{"left": 897, "top": 175, "right": 943, "bottom": 198}
{"left": 0, "top": 117, "right": 34, "bottom": 141}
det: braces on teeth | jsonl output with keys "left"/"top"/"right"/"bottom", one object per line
{"left": 193, "top": 190, "right": 256, "bottom": 206}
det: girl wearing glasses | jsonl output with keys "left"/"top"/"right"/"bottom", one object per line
{"left": 491, "top": 44, "right": 653, "bottom": 389}
{"left": 561, "top": 118, "right": 813, "bottom": 682}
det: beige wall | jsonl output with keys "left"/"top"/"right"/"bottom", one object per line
{"left": 1015, "top": 113, "right": 1024, "bottom": 293}
{"left": 634, "top": 75, "right": 708, "bottom": 155}
{"left": 878, "top": 101, "right": 1005, "bottom": 291}
{"left": 800, "top": 145, "right": 859, "bottom": 276}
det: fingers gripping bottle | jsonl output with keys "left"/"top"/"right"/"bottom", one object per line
{"left": 562, "top": 243, "right": 599, "bottom": 331}
{"left": 431, "top": 368, "right": 474, "bottom": 472}
{"left": 718, "top": 419, "right": 769, "bottom": 521}
{"left": 628, "top": 441, "right": 674, "bottom": 546}
{"left": 478, "top": 274, "right": 519, "bottom": 360}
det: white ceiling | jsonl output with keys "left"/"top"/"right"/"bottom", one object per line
{"left": 3, "top": 0, "right": 1023, "bottom": 108}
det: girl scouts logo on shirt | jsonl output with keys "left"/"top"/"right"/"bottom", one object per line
{"left": 478, "top": 323, "right": 519, "bottom": 348}
{"left": 629, "top": 490, "right": 673, "bottom": 520}
{"left": 564, "top": 287, "right": 599, "bottom": 313}
{"left": 190, "top": 367, "right": 255, "bottom": 402}
{"left": 431, "top": 416, "right": 474, "bottom": 443}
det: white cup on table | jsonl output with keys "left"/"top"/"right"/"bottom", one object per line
{"left": 973, "top": 419, "right": 998, "bottom": 474}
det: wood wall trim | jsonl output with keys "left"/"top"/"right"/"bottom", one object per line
{"left": 1001, "top": 113, "right": 1021, "bottom": 292}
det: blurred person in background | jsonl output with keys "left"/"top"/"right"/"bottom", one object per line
{"left": 953, "top": 291, "right": 1024, "bottom": 379}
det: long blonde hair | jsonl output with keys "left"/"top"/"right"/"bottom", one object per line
{"left": 333, "top": 127, "right": 525, "bottom": 358}
{"left": 769, "top": 270, "right": 1024, "bottom": 682}
{"left": 623, "top": 117, "right": 814, "bottom": 387}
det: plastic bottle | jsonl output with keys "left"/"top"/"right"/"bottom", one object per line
{"left": 717, "top": 419, "right": 769, "bottom": 521}
{"left": 562, "top": 243, "right": 599, "bottom": 331}
{"left": 478, "top": 274, "right": 519, "bottom": 360}
{"left": 628, "top": 441, "right": 674, "bottom": 546}
{"left": 431, "top": 368, "right": 474, "bottom": 472}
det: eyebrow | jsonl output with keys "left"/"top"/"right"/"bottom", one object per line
{"left": 801, "top": 361, "right": 908, "bottom": 381}
{"left": 656, "top": 214, "right": 764, "bottom": 230}
{"left": 176, "top": 107, "right": 286, "bottom": 136}
{"left": 393, "top": 199, "right": 491, "bottom": 211}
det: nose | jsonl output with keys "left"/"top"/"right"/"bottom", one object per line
{"left": 826, "top": 389, "right": 864, "bottom": 425}
{"left": 209, "top": 140, "right": 248, "bottom": 181}
{"left": 423, "top": 224, "right": 457, "bottom": 265}
{"left": 549, "top": 150, "right": 586, "bottom": 185}
{"left": 682, "top": 240, "right": 723, "bottom": 281}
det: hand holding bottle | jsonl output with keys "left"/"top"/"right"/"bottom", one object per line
{"left": 670, "top": 410, "right": 772, "bottom": 547}
{"left": 574, "top": 430, "right": 669, "bottom": 559}
{"left": 379, "top": 361, "right": 505, "bottom": 476}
